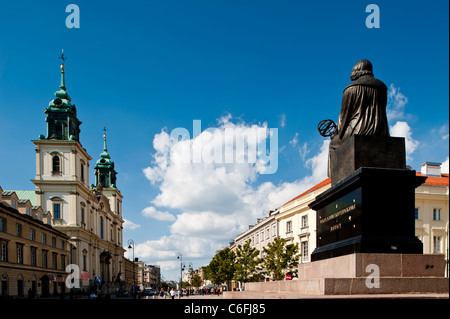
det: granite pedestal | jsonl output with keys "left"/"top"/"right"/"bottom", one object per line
{"left": 311, "top": 135, "right": 425, "bottom": 262}
{"left": 225, "top": 253, "right": 449, "bottom": 298}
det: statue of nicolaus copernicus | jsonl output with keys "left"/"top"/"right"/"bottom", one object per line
{"left": 328, "top": 59, "right": 390, "bottom": 176}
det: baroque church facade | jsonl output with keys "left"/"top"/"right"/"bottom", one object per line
{"left": 31, "top": 59, "right": 125, "bottom": 290}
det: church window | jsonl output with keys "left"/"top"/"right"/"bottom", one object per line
{"left": 53, "top": 203, "right": 61, "bottom": 219}
{"left": 0, "top": 218, "right": 6, "bottom": 232}
{"left": 100, "top": 216, "right": 104, "bottom": 239}
{"left": 52, "top": 155, "right": 61, "bottom": 173}
{"left": 82, "top": 250, "right": 87, "bottom": 271}
{"left": 80, "top": 162, "right": 85, "bottom": 181}
{"left": 81, "top": 208, "right": 85, "bottom": 225}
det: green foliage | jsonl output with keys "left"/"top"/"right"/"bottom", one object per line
{"left": 181, "top": 281, "right": 190, "bottom": 289}
{"left": 190, "top": 273, "right": 203, "bottom": 288}
{"left": 234, "top": 239, "right": 261, "bottom": 284}
{"left": 261, "top": 237, "right": 300, "bottom": 280}
{"left": 205, "top": 247, "right": 236, "bottom": 287}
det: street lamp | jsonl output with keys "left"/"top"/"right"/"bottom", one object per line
{"left": 176, "top": 252, "right": 183, "bottom": 290}
{"left": 128, "top": 239, "right": 136, "bottom": 297}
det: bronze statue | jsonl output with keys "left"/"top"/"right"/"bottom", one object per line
{"left": 326, "top": 59, "right": 390, "bottom": 177}
{"left": 337, "top": 59, "right": 389, "bottom": 140}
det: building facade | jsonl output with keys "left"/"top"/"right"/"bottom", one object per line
{"left": 1, "top": 59, "right": 126, "bottom": 296}
{"left": 234, "top": 210, "right": 279, "bottom": 260}
{"left": 1, "top": 187, "right": 71, "bottom": 297}
{"left": 233, "top": 209, "right": 279, "bottom": 286}
{"left": 136, "top": 261, "right": 161, "bottom": 290}
{"left": 276, "top": 178, "right": 331, "bottom": 264}
{"left": 415, "top": 163, "right": 449, "bottom": 275}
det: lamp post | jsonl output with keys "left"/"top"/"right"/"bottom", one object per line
{"left": 127, "top": 239, "right": 135, "bottom": 297}
{"left": 176, "top": 252, "right": 183, "bottom": 291}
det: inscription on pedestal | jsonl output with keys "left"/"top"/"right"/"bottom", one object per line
{"left": 317, "top": 188, "right": 362, "bottom": 248}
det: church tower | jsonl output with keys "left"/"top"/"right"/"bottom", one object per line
{"left": 94, "top": 130, "right": 118, "bottom": 189}
{"left": 43, "top": 51, "right": 81, "bottom": 142}
{"left": 93, "top": 129, "right": 123, "bottom": 218}
{"left": 32, "top": 52, "right": 125, "bottom": 290}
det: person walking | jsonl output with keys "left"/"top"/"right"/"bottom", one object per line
{"left": 170, "top": 288, "right": 175, "bottom": 300}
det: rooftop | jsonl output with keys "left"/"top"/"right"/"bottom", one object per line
{"left": 283, "top": 171, "right": 449, "bottom": 206}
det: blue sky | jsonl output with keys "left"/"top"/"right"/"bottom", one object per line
{"left": 0, "top": 0, "right": 448, "bottom": 281}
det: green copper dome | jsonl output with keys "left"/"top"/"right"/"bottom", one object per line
{"left": 94, "top": 133, "right": 118, "bottom": 189}
{"left": 43, "top": 57, "right": 82, "bottom": 142}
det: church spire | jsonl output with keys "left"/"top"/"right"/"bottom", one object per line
{"left": 94, "top": 126, "right": 118, "bottom": 189}
{"left": 101, "top": 125, "right": 110, "bottom": 159}
{"left": 59, "top": 50, "right": 67, "bottom": 90}
{"left": 41, "top": 50, "right": 82, "bottom": 142}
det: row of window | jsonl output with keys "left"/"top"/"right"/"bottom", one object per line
{"left": 286, "top": 215, "right": 308, "bottom": 233}
{"left": 239, "top": 223, "right": 277, "bottom": 247}
{"left": 0, "top": 217, "right": 65, "bottom": 250}
{"left": 0, "top": 240, "right": 66, "bottom": 270}
{"left": 415, "top": 208, "right": 443, "bottom": 221}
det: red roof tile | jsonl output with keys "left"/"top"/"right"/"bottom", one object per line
{"left": 417, "top": 172, "right": 449, "bottom": 187}
{"left": 283, "top": 178, "right": 331, "bottom": 206}
{"left": 283, "top": 172, "right": 448, "bottom": 207}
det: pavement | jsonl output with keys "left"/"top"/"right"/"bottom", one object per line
{"left": 222, "top": 291, "right": 449, "bottom": 299}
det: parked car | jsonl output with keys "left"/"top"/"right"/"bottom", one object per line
{"left": 116, "top": 289, "right": 129, "bottom": 297}
{"left": 139, "top": 289, "right": 157, "bottom": 298}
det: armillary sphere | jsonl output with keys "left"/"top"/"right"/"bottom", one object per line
{"left": 317, "top": 119, "right": 337, "bottom": 137}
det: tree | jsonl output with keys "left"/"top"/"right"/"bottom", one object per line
{"left": 205, "top": 247, "right": 236, "bottom": 290}
{"left": 234, "top": 239, "right": 261, "bottom": 289}
{"left": 261, "top": 237, "right": 300, "bottom": 280}
{"left": 191, "top": 273, "right": 203, "bottom": 288}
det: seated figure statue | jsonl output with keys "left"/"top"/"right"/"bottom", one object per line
{"left": 328, "top": 59, "right": 390, "bottom": 177}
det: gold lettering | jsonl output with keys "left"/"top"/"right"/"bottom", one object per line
{"left": 330, "top": 223, "right": 342, "bottom": 232}
{"left": 319, "top": 204, "right": 356, "bottom": 224}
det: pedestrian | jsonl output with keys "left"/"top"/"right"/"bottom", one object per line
{"left": 170, "top": 288, "right": 175, "bottom": 300}
{"left": 159, "top": 289, "right": 165, "bottom": 299}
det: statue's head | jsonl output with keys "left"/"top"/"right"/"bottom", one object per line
{"left": 350, "top": 59, "right": 373, "bottom": 81}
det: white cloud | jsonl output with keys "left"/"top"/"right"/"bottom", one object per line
{"left": 305, "top": 139, "right": 329, "bottom": 182}
{"left": 387, "top": 84, "right": 408, "bottom": 121}
{"left": 139, "top": 116, "right": 329, "bottom": 280}
{"left": 142, "top": 206, "right": 176, "bottom": 222}
{"left": 279, "top": 113, "right": 286, "bottom": 128}
{"left": 439, "top": 125, "right": 449, "bottom": 141}
{"left": 123, "top": 219, "right": 141, "bottom": 230}
{"left": 289, "top": 133, "right": 310, "bottom": 161}
{"left": 390, "top": 121, "right": 419, "bottom": 160}
{"left": 289, "top": 132, "right": 298, "bottom": 146}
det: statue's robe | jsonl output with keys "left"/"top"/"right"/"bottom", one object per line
{"left": 328, "top": 75, "right": 389, "bottom": 177}
{"left": 337, "top": 75, "right": 389, "bottom": 140}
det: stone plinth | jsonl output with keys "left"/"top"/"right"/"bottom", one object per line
{"left": 298, "top": 253, "right": 445, "bottom": 278}
{"left": 329, "top": 135, "right": 406, "bottom": 186}
{"left": 310, "top": 167, "right": 425, "bottom": 261}
{"left": 224, "top": 253, "right": 449, "bottom": 298}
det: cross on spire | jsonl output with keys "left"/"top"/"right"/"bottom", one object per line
{"left": 102, "top": 125, "right": 108, "bottom": 154}
{"left": 59, "top": 49, "right": 67, "bottom": 65}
